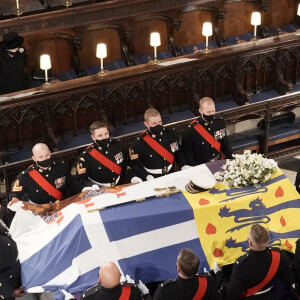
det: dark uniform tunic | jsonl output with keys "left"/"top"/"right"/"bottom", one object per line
{"left": 153, "top": 274, "right": 222, "bottom": 300}
{"left": 129, "top": 127, "right": 186, "bottom": 180}
{"left": 81, "top": 282, "right": 151, "bottom": 300}
{"left": 182, "top": 116, "right": 233, "bottom": 166}
{"left": 293, "top": 239, "right": 300, "bottom": 296}
{"left": 0, "top": 227, "right": 22, "bottom": 300}
{"left": 221, "top": 248, "right": 293, "bottom": 300}
{"left": 0, "top": 47, "right": 29, "bottom": 95}
{"left": 10, "top": 161, "right": 78, "bottom": 204}
{"left": 76, "top": 139, "right": 134, "bottom": 187}
{"left": 295, "top": 171, "right": 300, "bottom": 194}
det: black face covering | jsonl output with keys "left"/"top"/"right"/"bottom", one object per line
{"left": 150, "top": 124, "right": 163, "bottom": 135}
{"left": 96, "top": 138, "right": 109, "bottom": 147}
{"left": 7, "top": 50, "right": 19, "bottom": 58}
{"left": 37, "top": 158, "right": 51, "bottom": 168}
{"left": 203, "top": 114, "right": 215, "bottom": 122}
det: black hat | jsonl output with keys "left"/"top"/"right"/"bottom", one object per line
{"left": 185, "top": 171, "right": 216, "bottom": 194}
{"left": 2, "top": 32, "right": 24, "bottom": 49}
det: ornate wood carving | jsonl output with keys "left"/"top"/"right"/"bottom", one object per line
{"left": 103, "top": 80, "right": 147, "bottom": 125}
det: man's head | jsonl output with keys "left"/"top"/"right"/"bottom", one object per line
{"left": 144, "top": 108, "right": 163, "bottom": 133}
{"left": 176, "top": 248, "right": 200, "bottom": 279}
{"left": 198, "top": 97, "right": 215, "bottom": 118}
{"left": 90, "top": 121, "right": 110, "bottom": 143}
{"left": 32, "top": 143, "right": 51, "bottom": 169}
{"left": 248, "top": 224, "right": 270, "bottom": 251}
{"left": 98, "top": 262, "right": 121, "bottom": 289}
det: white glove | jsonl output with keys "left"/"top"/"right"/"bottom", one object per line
{"left": 213, "top": 261, "right": 221, "bottom": 274}
{"left": 126, "top": 274, "right": 135, "bottom": 284}
{"left": 137, "top": 280, "right": 149, "bottom": 295}
{"left": 146, "top": 175, "right": 154, "bottom": 181}
{"left": 131, "top": 176, "right": 143, "bottom": 183}
{"left": 181, "top": 165, "right": 192, "bottom": 170}
{"left": 203, "top": 267, "right": 209, "bottom": 273}
{"left": 82, "top": 184, "right": 99, "bottom": 192}
{"left": 61, "top": 289, "right": 75, "bottom": 300}
{"left": 120, "top": 274, "right": 126, "bottom": 283}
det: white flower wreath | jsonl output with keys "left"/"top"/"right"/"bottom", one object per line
{"left": 215, "top": 150, "right": 278, "bottom": 187}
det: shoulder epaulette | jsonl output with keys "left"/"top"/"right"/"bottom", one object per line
{"left": 82, "top": 283, "right": 101, "bottom": 298}
{"left": 83, "top": 144, "right": 94, "bottom": 154}
{"left": 197, "top": 273, "right": 211, "bottom": 277}
{"left": 159, "top": 279, "right": 176, "bottom": 288}
{"left": 139, "top": 130, "right": 147, "bottom": 136}
{"left": 111, "top": 138, "right": 120, "bottom": 143}
{"left": 120, "top": 282, "right": 136, "bottom": 288}
{"left": 236, "top": 252, "right": 249, "bottom": 265}
{"left": 21, "top": 165, "right": 33, "bottom": 175}
{"left": 269, "top": 247, "right": 281, "bottom": 252}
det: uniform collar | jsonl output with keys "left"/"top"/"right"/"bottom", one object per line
{"left": 177, "top": 275, "right": 198, "bottom": 283}
{"left": 147, "top": 129, "right": 164, "bottom": 138}
{"left": 100, "top": 283, "right": 122, "bottom": 293}
{"left": 249, "top": 248, "right": 269, "bottom": 256}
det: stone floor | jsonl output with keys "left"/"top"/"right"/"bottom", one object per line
{"left": 278, "top": 154, "right": 300, "bottom": 187}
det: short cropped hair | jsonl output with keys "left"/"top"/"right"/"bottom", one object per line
{"left": 177, "top": 248, "right": 200, "bottom": 278}
{"left": 250, "top": 224, "right": 269, "bottom": 247}
{"left": 199, "top": 97, "right": 214, "bottom": 109}
{"left": 90, "top": 121, "right": 109, "bottom": 135}
{"left": 144, "top": 108, "right": 160, "bottom": 122}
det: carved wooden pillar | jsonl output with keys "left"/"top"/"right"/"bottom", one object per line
{"left": 262, "top": 104, "right": 271, "bottom": 156}
{"left": 191, "top": 66, "right": 198, "bottom": 114}
{"left": 44, "top": 100, "right": 59, "bottom": 151}
{"left": 274, "top": 48, "right": 292, "bottom": 95}
{"left": 235, "top": 57, "right": 250, "bottom": 105}
{"left": 99, "top": 87, "right": 108, "bottom": 122}
{"left": 146, "top": 77, "right": 153, "bottom": 109}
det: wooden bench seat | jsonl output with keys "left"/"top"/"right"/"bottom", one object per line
{"left": 268, "top": 117, "right": 300, "bottom": 147}
{"left": 228, "top": 129, "right": 262, "bottom": 153}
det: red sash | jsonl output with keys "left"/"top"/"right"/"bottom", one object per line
{"left": 192, "top": 121, "right": 223, "bottom": 159}
{"left": 242, "top": 250, "right": 280, "bottom": 297}
{"left": 143, "top": 134, "right": 174, "bottom": 165}
{"left": 28, "top": 169, "right": 62, "bottom": 200}
{"left": 89, "top": 148, "right": 122, "bottom": 176}
{"left": 192, "top": 277, "right": 207, "bottom": 300}
{"left": 119, "top": 286, "right": 131, "bottom": 300}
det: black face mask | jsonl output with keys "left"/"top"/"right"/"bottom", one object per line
{"left": 7, "top": 50, "right": 19, "bottom": 58}
{"left": 37, "top": 158, "right": 51, "bottom": 168}
{"left": 203, "top": 114, "right": 215, "bottom": 122}
{"left": 96, "top": 138, "right": 109, "bottom": 147}
{"left": 150, "top": 124, "right": 163, "bottom": 135}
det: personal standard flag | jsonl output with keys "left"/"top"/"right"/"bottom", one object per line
{"left": 8, "top": 162, "right": 300, "bottom": 299}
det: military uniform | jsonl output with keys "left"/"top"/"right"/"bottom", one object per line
{"left": 295, "top": 171, "right": 300, "bottom": 194}
{"left": 76, "top": 139, "right": 135, "bottom": 187}
{"left": 182, "top": 116, "right": 233, "bottom": 166}
{"left": 81, "top": 282, "right": 151, "bottom": 300}
{"left": 129, "top": 127, "right": 186, "bottom": 180}
{"left": 10, "top": 161, "right": 79, "bottom": 204}
{"left": 0, "top": 231, "right": 22, "bottom": 299}
{"left": 221, "top": 248, "right": 293, "bottom": 300}
{"left": 293, "top": 239, "right": 300, "bottom": 297}
{"left": 153, "top": 274, "right": 222, "bottom": 300}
